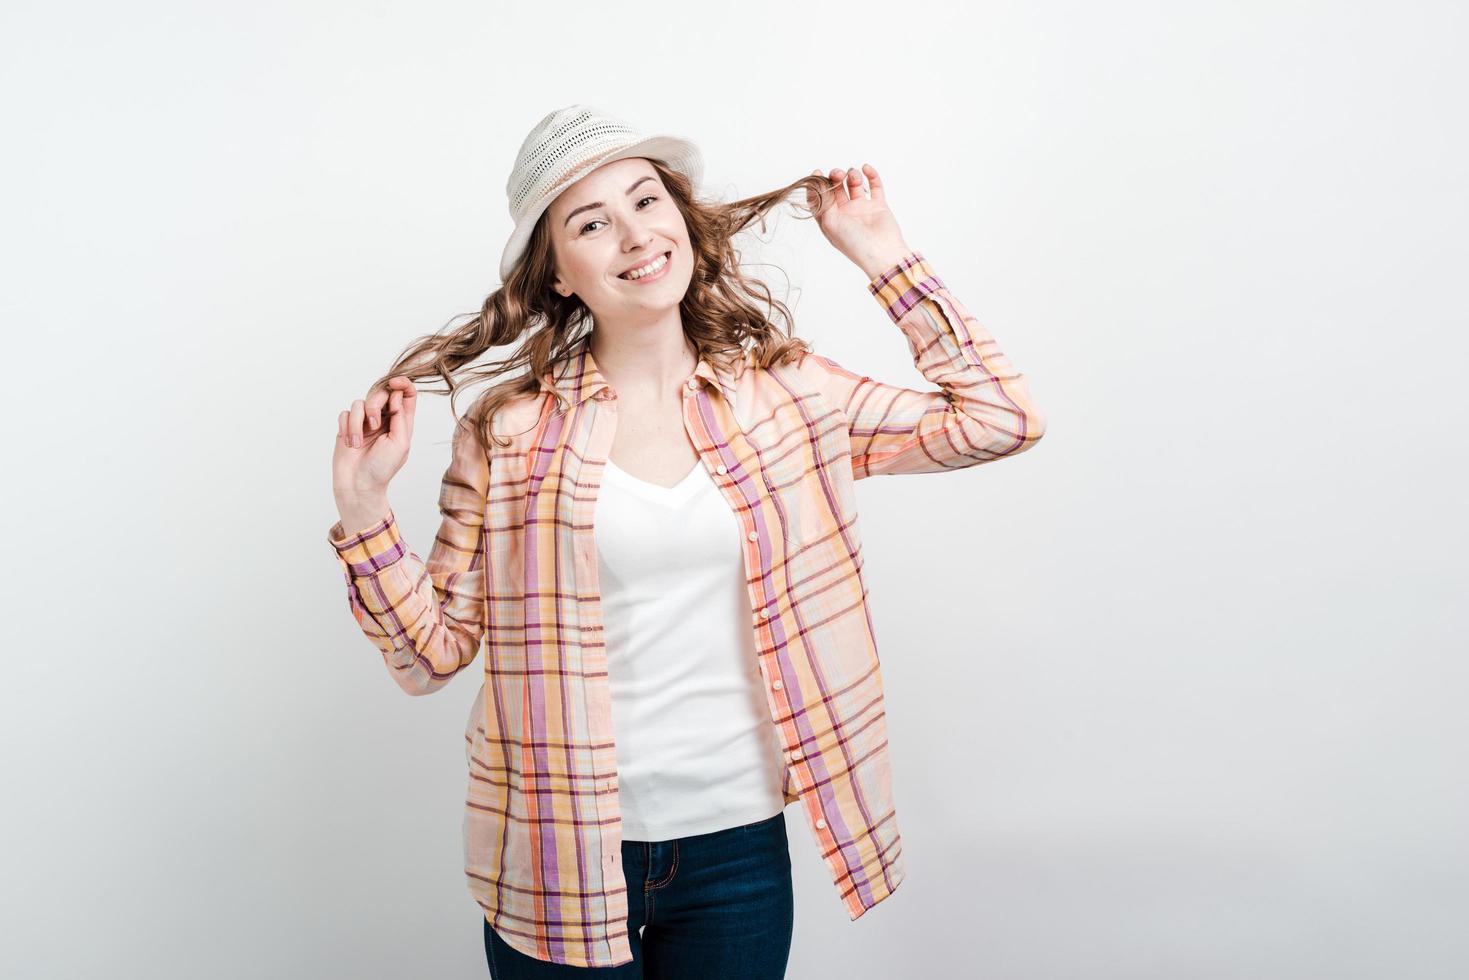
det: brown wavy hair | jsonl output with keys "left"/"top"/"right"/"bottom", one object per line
{"left": 363, "top": 160, "right": 838, "bottom": 461}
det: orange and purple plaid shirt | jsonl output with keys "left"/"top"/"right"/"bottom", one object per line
{"left": 328, "top": 251, "right": 1045, "bottom": 967}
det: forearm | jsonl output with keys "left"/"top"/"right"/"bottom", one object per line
{"left": 795, "top": 250, "right": 1046, "bottom": 479}
{"left": 326, "top": 506, "right": 483, "bottom": 697}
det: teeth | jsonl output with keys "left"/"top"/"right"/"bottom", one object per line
{"left": 620, "top": 252, "right": 669, "bottom": 279}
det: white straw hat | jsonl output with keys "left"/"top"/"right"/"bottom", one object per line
{"left": 499, "top": 104, "right": 704, "bottom": 283}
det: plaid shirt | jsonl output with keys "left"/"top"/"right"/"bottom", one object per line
{"left": 328, "top": 251, "right": 1045, "bottom": 967}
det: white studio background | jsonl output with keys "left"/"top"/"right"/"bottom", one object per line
{"left": 3, "top": 2, "right": 1465, "bottom": 978}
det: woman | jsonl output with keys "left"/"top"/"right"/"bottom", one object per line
{"left": 328, "top": 105, "right": 1046, "bottom": 978}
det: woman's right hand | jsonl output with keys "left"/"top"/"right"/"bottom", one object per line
{"left": 332, "top": 375, "right": 417, "bottom": 496}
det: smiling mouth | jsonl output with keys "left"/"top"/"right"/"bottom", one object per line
{"left": 618, "top": 251, "right": 672, "bottom": 281}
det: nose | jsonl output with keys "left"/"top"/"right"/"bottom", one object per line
{"left": 622, "top": 227, "right": 656, "bottom": 251}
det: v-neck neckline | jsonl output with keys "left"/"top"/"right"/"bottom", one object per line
{"left": 602, "top": 457, "right": 704, "bottom": 504}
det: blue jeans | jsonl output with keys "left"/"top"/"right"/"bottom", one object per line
{"left": 483, "top": 810, "right": 794, "bottom": 978}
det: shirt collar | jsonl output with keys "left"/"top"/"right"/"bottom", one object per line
{"left": 538, "top": 333, "right": 740, "bottom": 410}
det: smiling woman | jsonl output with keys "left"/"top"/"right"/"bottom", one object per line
{"left": 327, "top": 103, "right": 1046, "bottom": 975}
{"left": 351, "top": 106, "right": 846, "bottom": 459}
{"left": 541, "top": 155, "right": 697, "bottom": 346}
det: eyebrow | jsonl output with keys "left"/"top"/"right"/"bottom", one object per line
{"left": 563, "top": 175, "right": 658, "bottom": 228}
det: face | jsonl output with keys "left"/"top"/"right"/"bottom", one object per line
{"left": 546, "top": 157, "right": 691, "bottom": 319}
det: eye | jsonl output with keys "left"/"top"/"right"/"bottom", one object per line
{"left": 578, "top": 195, "right": 659, "bottom": 236}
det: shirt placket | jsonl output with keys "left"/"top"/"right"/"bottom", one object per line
{"left": 558, "top": 388, "right": 632, "bottom": 965}
{"left": 577, "top": 372, "right": 822, "bottom": 958}
{"left": 675, "top": 377, "right": 810, "bottom": 809}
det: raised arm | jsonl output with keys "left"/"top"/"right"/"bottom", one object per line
{"left": 793, "top": 251, "right": 1046, "bottom": 479}
{"left": 327, "top": 416, "right": 490, "bottom": 695}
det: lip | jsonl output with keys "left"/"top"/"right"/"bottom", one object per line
{"left": 617, "top": 250, "right": 672, "bottom": 284}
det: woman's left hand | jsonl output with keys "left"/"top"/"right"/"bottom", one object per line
{"left": 805, "top": 164, "right": 912, "bottom": 279}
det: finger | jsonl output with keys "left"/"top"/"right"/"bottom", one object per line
{"left": 813, "top": 168, "right": 838, "bottom": 214}
{"left": 847, "top": 166, "right": 867, "bottom": 199}
{"left": 862, "top": 163, "right": 885, "bottom": 205}
{"left": 369, "top": 377, "right": 403, "bottom": 428}
{"left": 829, "top": 168, "right": 849, "bottom": 202}
{"left": 811, "top": 169, "right": 835, "bottom": 215}
{"left": 373, "top": 376, "right": 406, "bottom": 420}
{"left": 398, "top": 380, "right": 417, "bottom": 428}
{"left": 349, "top": 398, "right": 365, "bottom": 448}
{"left": 386, "top": 389, "right": 404, "bottom": 438}
{"left": 366, "top": 387, "right": 386, "bottom": 431}
{"left": 338, "top": 409, "right": 348, "bottom": 443}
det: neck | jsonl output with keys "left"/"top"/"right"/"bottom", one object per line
{"left": 587, "top": 325, "right": 698, "bottom": 402}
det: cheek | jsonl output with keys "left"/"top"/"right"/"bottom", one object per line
{"left": 572, "top": 252, "right": 610, "bottom": 286}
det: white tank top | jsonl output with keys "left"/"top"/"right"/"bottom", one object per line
{"left": 593, "top": 455, "right": 788, "bottom": 842}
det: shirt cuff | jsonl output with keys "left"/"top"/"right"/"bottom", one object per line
{"left": 327, "top": 508, "right": 408, "bottom": 577}
{"left": 867, "top": 252, "right": 945, "bottom": 324}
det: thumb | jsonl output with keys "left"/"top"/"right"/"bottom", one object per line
{"left": 386, "top": 388, "right": 411, "bottom": 438}
{"left": 400, "top": 382, "right": 416, "bottom": 424}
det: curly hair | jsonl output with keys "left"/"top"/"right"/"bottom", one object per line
{"left": 363, "top": 159, "right": 837, "bottom": 461}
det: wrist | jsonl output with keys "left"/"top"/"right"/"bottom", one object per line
{"left": 334, "top": 487, "right": 388, "bottom": 504}
{"left": 333, "top": 498, "right": 392, "bottom": 541}
{"left": 334, "top": 486, "right": 389, "bottom": 517}
{"left": 857, "top": 243, "right": 914, "bottom": 280}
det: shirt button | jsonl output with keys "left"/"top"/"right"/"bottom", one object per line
{"left": 815, "top": 818, "right": 826, "bottom": 830}
{"left": 759, "top": 607, "right": 770, "bottom": 618}
{"left": 791, "top": 750, "right": 803, "bottom": 760}
{"left": 686, "top": 378, "right": 698, "bottom": 390}
{"left": 772, "top": 680, "right": 782, "bottom": 690}
{"left": 747, "top": 530, "right": 758, "bottom": 542}
{"left": 716, "top": 464, "right": 728, "bottom": 475}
